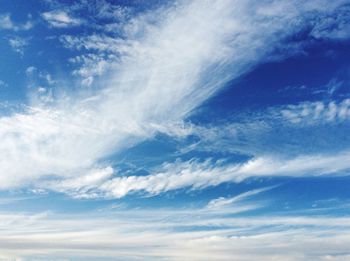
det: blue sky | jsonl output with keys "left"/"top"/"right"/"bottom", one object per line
{"left": 0, "top": 0, "right": 350, "bottom": 260}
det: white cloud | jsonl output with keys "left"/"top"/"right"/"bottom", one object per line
{"left": 44, "top": 73, "right": 54, "bottom": 85}
{"left": 93, "top": 0, "right": 131, "bottom": 21}
{"left": 81, "top": 76, "right": 94, "bottom": 87}
{"left": 207, "top": 186, "right": 276, "bottom": 209}
{"left": 0, "top": 0, "right": 348, "bottom": 193}
{"left": 37, "top": 87, "right": 46, "bottom": 93}
{"left": 45, "top": 150, "right": 350, "bottom": 199}
{"left": 0, "top": 13, "right": 33, "bottom": 31}
{"left": 26, "top": 67, "right": 56, "bottom": 88}
{"left": 47, "top": 166, "right": 114, "bottom": 198}
{"left": 42, "top": 10, "right": 82, "bottom": 28}
{"left": 310, "top": 4, "right": 350, "bottom": 40}
{"left": 25, "top": 66, "right": 37, "bottom": 76}
{"left": 8, "top": 37, "right": 29, "bottom": 55}
{"left": 60, "top": 34, "right": 136, "bottom": 85}
{"left": 68, "top": 53, "right": 115, "bottom": 85}
{"left": 101, "top": 150, "right": 349, "bottom": 197}
{"left": 0, "top": 208, "right": 350, "bottom": 260}
{"left": 173, "top": 96, "right": 350, "bottom": 157}
{"left": 281, "top": 99, "right": 350, "bottom": 124}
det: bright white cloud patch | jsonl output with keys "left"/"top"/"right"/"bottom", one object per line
{"left": 42, "top": 10, "right": 82, "bottom": 28}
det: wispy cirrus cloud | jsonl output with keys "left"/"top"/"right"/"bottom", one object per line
{"left": 206, "top": 186, "right": 276, "bottom": 209}
{"left": 43, "top": 150, "right": 350, "bottom": 199}
{"left": 0, "top": 0, "right": 349, "bottom": 194}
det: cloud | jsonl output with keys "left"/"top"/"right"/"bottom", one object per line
{"left": 310, "top": 4, "right": 350, "bottom": 40}
{"left": 42, "top": 10, "right": 82, "bottom": 28}
{"left": 44, "top": 149, "right": 350, "bottom": 199}
{"left": 25, "top": 66, "right": 37, "bottom": 76}
{"left": 68, "top": 53, "right": 115, "bottom": 85}
{"left": 103, "top": 151, "right": 349, "bottom": 197}
{"left": 0, "top": 207, "right": 350, "bottom": 260}
{"left": 46, "top": 166, "right": 114, "bottom": 198}
{"left": 43, "top": 0, "right": 133, "bottom": 33}
{"left": 26, "top": 66, "right": 55, "bottom": 87}
{"left": 280, "top": 99, "right": 350, "bottom": 124}
{"left": 81, "top": 76, "right": 94, "bottom": 87}
{"left": 0, "top": 0, "right": 349, "bottom": 193}
{"left": 207, "top": 186, "right": 276, "bottom": 209}
{"left": 59, "top": 34, "right": 136, "bottom": 84}
{"left": 176, "top": 95, "right": 350, "bottom": 157}
{"left": 93, "top": 0, "right": 131, "bottom": 21}
{"left": 8, "top": 37, "right": 29, "bottom": 55}
{"left": 0, "top": 13, "right": 33, "bottom": 31}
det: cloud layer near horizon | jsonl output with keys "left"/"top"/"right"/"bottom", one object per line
{"left": 1, "top": 205, "right": 350, "bottom": 260}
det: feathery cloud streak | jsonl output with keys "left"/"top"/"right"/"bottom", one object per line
{"left": 43, "top": 150, "right": 350, "bottom": 198}
{"left": 0, "top": 0, "right": 348, "bottom": 191}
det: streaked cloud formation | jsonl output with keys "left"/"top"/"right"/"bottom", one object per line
{"left": 1, "top": 0, "right": 349, "bottom": 192}
{"left": 0, "top": 0, "right": 350, "bottom": 259}
{"left": 45, "top": 150, "right": 350, "bottom": 198}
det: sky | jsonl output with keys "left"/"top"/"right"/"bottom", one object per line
{"left": 0, "top": 0, "right": 350, "bottom": 260}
